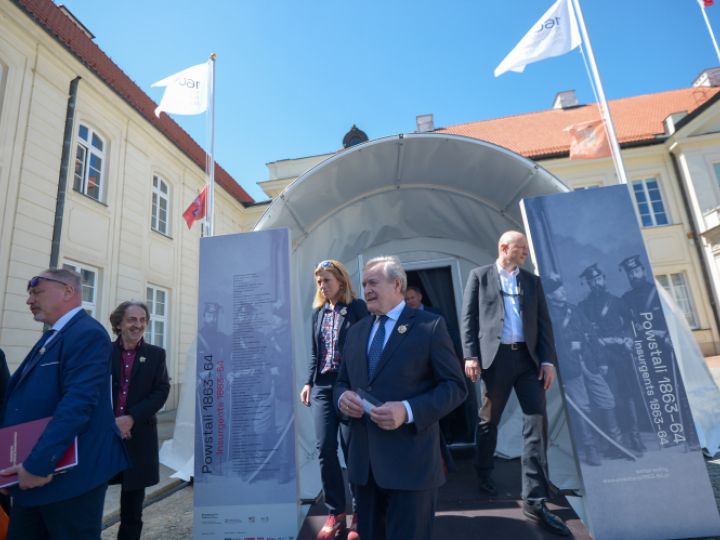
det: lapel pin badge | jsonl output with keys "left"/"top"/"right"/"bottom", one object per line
{"left": 340, "top": 307, "right": 347, "bottom": 316}
{"left": 397, "top": 325, "right": 407, "bottom": 334}
{"left": 39, "top": 347, "right": 46, "bottom": 355}
{"left": 139, "top": 357, "right": 146, "bottom": 363}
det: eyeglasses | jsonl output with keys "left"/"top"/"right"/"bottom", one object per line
{"left": 316, "top": 261, "right": 338, "bottom": 271}
{"left": 27, "top": 276, "right": 68, "bottom": 292}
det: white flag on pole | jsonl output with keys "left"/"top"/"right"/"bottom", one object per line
{"left": 152, "top": 62, "right": 210, "bottom": 117}
{"left": 494, "top": 0, "right": 581, "bottom": 77}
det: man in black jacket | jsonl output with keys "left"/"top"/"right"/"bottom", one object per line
{"left": 109, "top": 301, "right": 170, "bottom": 540}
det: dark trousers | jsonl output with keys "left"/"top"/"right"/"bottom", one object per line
{"left": 118, "top": 488, "right": 146, "bottom": 540}
{"left": 7, "top": 482, "right": 108, "bottom": 540}
{"left": 312, "top": 372, "right": 355, "bottom": 515}
{"left": 475, "top": 346, "right": 549, "bottom": 503}
{"left": 356, "top": 468, "right": 437, "bottom": 540}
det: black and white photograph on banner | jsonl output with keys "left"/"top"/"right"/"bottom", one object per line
{"left": 522, "top": 185, "right": 720, "bottom": 540}
{"left": 193, "top": 229, "right": 299, "bottom": 539}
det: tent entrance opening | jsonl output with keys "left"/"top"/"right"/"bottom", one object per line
{"left": 405, "top": 266, "right": 478, "bottom": 446}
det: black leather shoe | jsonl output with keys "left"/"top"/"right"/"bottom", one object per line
{"left": 478, "top": 476, "right": 498, "bottom": 496}
{"left": 523, "top": 501, "right": 570, "bottom": 536}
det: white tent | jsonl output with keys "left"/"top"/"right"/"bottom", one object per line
{"left": 161, "top": 133, "right": 720, "bottom": 515}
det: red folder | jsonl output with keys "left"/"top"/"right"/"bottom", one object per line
{"left": 0, "top": 417, "right": 78, "bottom": 489}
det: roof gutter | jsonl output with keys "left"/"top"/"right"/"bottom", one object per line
{"left": 50, "top": 76, "right": 81, "bottom": 269}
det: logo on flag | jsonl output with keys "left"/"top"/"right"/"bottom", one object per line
{"left": 564, "top": 119, "right": 612, "bottom": 160}
{"left": 152, "top": 62, "right": 210, "bottom": 117}
{"left": 183, "top": 186, "right": 208, "bottom": 229}
{"left": 495, "top": 0, "right": 582, "bottom": 77}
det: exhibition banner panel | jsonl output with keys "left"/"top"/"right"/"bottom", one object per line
{"left": 522, "top": 186, "right": 720, "bottom": 540}
{"left": 193, "top": 229, "right": 299, "bottom": 540}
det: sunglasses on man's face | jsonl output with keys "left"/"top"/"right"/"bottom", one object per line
{"left": 27, "top": 276, "right": 68, "bottom": 292}
{"left": 316, "top": 261, "right": 337, "bottom": 271}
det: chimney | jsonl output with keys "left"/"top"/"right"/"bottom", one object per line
{"left": 693, "top": 67, "right": 720, "bottom": 87}
{"left": 416, "top": 114, "right": 434, "bottom": 133}
{"left": 58, "top": 5, "right": 95, "bottom": 39}
{"left": 553, "top": 90, "right": 579, "bottom": 109}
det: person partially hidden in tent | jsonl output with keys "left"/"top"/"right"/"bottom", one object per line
{"left": 461, "top": 231, "right": 569, "bottom": 537}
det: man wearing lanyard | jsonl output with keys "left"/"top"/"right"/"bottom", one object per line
{"left": 461, "top": 231, "right": 569, "bottom": 536}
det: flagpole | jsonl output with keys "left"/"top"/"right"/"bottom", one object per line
{"left": 571, "top": 0, "right": 629, "bottom": 185}
{"left": 207, "top": 54, "right": 216, "bottom": 237}
{"left": 699, "top": 0, "right": 720, "bottom": 65}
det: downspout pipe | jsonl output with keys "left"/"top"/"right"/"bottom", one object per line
{"left": 49, "top": 77, "right": 81, "bottom": 269}
{"left": 670, "top": 151, "right": 720, "bottom": 353}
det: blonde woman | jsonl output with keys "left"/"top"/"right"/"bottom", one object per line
{"left": 301, "top": 260, "right": 369, "bottom": 540}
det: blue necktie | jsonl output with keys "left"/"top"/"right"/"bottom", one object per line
{"left": 368, "top": 315, "right": 388, "bottom": 378}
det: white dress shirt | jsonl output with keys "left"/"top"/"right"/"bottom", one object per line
{"left": 44, "top": 306, "right": 84, "bottom": 347}
{"left": 496, "top": 261, "right": 552, "bottom": 368}
{"left": 497, "top": 261, "right": 524, "bottom": 344}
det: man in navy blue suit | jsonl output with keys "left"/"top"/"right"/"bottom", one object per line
{"left": 1, "top": 268, "right": 130, "bottom": 540}
{"left": 335, "top": 256, "right": 467, "bottom": 540}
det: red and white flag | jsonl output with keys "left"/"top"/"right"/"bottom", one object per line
{"left": 564, "top": 120, "right": 612, "bottom": 160}
{"left": 183, "top": 186, "right": 207, "bottom": 229}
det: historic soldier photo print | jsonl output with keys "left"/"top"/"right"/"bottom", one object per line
{"left": 522, "top": 185, "right": 717, "bottom": 540}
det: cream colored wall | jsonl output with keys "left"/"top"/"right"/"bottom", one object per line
{"left": 0, "top": 2, "right": 263, "bottom": 409}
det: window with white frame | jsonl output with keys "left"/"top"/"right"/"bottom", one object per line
{"left": 62, "top": 262, "right": 98, "bottom": 318}
{"left": 632, "top": 177, "right": 669, "bottom": 227}
{"left": 152, "top": 175, "right": 170, "bottom": 235}
{"left": 712, "top": 163, "right": 720, "bottom": 188}
{"left": 146, "top": 285, "right": 168, "bottom": 348}
{"left": 74, "top": 124, "right": 105, "bottom": 201}
{"left": 656, "top": 272, "right": 698, "bottom": 329}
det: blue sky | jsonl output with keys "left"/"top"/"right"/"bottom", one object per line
{"left": 63, "top": 0, "right": 720, "bottom": 201}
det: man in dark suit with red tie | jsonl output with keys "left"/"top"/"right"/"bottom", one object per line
{"left": 335, "top": 256, "right": 466, "bottom": 540}
{"left": 1, "top": 269, "right": 129, "bottom": 540}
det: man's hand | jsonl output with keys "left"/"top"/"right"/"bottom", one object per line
{"left": 0, "top": 464, "right": 53, "bottom": 491}
{"left": 538, "top": 365, "right": 555, "bottom": 391}
{"left": 300, "top": 384, "right": 312, "bottom": 407}
{"left": 339, "top": 391, "right": 364, "bottom": 418}
{"left": 370, "top": 402, "right": 407, "bottom": 430}
{"left": 116, "top": 415, "right": 135, "bottom": 439}
{"left": 465, "top": 358, "right": 481, "bottom": 382}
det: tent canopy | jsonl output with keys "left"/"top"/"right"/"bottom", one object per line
{"left": 254, "top": 133, "right": 576, "bottom": 499}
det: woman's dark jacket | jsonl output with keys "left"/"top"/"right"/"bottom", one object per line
{"left": 306, "top": 298, "right": 369, "bottom": 386}
{"left": 110, "top": 339, "right": 170, "bottom": 491}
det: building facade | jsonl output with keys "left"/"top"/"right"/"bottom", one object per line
{"left": 0, "top": 0, "right": 266, "bottom": 408}
{"left": 264, "top": 85, "right": 720, "bottom": 356}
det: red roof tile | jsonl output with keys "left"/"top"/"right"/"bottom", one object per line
{"left": 13, "top": 0, "right": 254, "bottom": 205}
{"left": 437, "top": 87, "right": 720, "bottom": 158}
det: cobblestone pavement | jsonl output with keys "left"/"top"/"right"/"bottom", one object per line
{"left": 101, "top": 485, "right": 192, "bottom": 540}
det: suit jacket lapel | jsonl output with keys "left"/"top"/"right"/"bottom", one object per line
{"left": 369, "top": 305, "right": 414, "bottom": 384}
{"left": 490, "top": 263, "right": 505, "bottom": 318}
{"left": 355, "top": 316, "right": 373, "bottom": 389}
{"left": 14, "top": 310, "right": 85, "bottom": 386}
{"left": 129, "top": 340, "right": 147, "bottom": 382}
{"left": 112, "top": 341, "right": 122, "bottom": 386}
